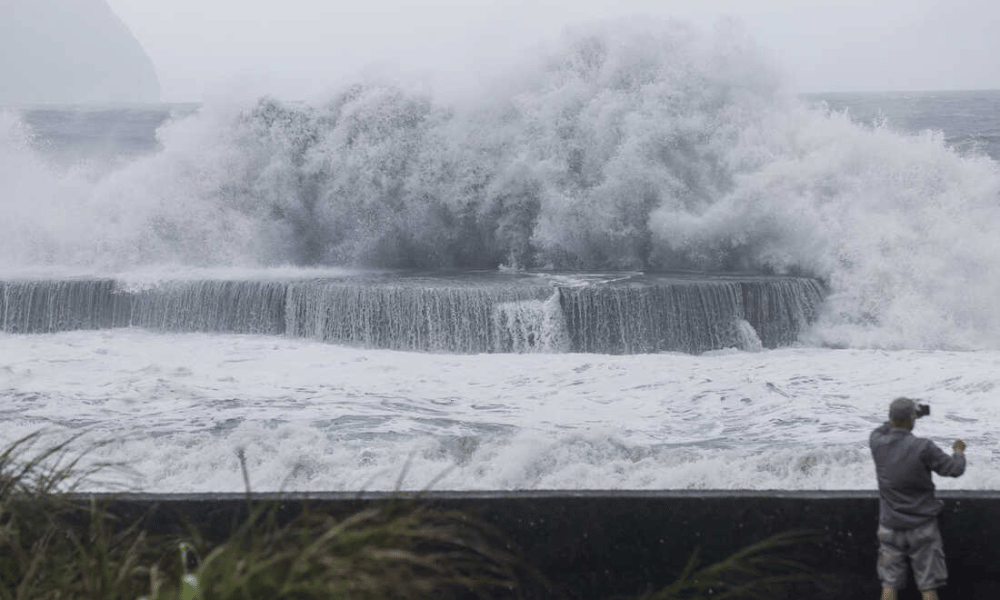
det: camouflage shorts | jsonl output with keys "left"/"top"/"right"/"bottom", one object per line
{"left": 877, "top": 518, "right": 947, "bottom": 590}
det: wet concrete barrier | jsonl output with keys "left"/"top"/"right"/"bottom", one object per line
{"left": 73, "top": 490, "right": 1000, "bottom": 599}
{"left": 0, "top": 275, "right": 824, "bottom": 353}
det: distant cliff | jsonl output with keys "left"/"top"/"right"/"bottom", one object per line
{"left": 0, "top": 0, "right": 160, "bottom": 104}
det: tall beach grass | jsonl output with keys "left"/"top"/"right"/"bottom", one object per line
{"left": 0, "top": 432, "right": 816, "bottom": 599}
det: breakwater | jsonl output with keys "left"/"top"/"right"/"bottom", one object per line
{"left": 0, "top": 273, "right": 824, "bottom": 353}
{"left": 77, "top": 490, "right": 1000, "bottom": 600}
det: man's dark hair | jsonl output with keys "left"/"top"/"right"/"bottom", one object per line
{"left": 889, "top": 397, "right": 917, "bottom": 426}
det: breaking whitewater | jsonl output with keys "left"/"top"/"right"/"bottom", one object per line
{"left": 3, "top": 20, "right": 1000, "bottom": 492}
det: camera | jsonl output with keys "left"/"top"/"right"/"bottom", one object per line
{"left": 915, "top": 403, "right": 930, "bottom": 418}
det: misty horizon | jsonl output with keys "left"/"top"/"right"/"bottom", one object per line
{"left": 112, "top": 0, "right": 1000, "bottom": 102}
{"left": 5, "top": 0, "right": 999, "bottom": 105}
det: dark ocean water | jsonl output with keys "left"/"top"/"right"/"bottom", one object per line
{"left": 17, "top": 104, "right": 196, "bottom": 165}
{"left": 804, "top": 90, "right": 1000, "bottom": 161}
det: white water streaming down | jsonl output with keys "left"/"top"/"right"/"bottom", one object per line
{"left": 0, "top": 274, "right": 823, "bottom": 354}
{"left": 491, "top": 291, "right": 571, "bottom": 353}
{"left": 559, "top": 278, "right": 822, "bottom": 353}
{"left": 732, "top": 319, "right": 763, "bottom": 352}
{"left": 283, "top": 278, "right": 554, "bottom": 353}
{"left": 0, "top": 279, "right": 286, "bottom": 334}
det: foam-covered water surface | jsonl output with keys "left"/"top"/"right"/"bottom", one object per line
{"left": 1, "top": 329, "right": 996, "bottom": 492}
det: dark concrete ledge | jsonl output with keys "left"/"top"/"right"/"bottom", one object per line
{"left": 68, "top": 489, "right": 1000, "bottom": 501}
{"left": 66, "top": 491, "right": 1000, "bottom": 599}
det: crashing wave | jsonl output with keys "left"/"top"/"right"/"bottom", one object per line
{"left": 2, "top": 20, "right": 1000, "bottom": 349}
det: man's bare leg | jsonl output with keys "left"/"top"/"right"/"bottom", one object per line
{"left": 879, "top": 586, "right": 940, "bottom": 599}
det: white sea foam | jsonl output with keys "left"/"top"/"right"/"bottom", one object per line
{"left": 2, "top": 330, "right": 996, "bottom": 492}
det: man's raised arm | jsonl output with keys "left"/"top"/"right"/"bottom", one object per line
{"left": 923, "top": 439, "right": 966, "bottom": 477}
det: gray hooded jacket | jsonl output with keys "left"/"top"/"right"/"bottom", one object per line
{"left": 869, "top": 422, "right": 965, "bottom": 529}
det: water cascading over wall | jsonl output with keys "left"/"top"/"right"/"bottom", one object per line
{"left": 0, "top": 275, "right": 825, "bottom": 354}
{"left": 0, "top": 280, "right": 132, "bottom": 333}
{"left": 283, "top": 280, "right": 559, "bottom": 353}
{"left": 0, "top": 280, "right": 286, "bottom": 335}
{"left": 127, "top": 281, "right": 287, "bottom": 335}
{"left": 559, "top": 277, "right": 824, "bottom": 353}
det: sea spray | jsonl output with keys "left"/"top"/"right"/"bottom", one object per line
{"left": 2, "top": 21, "right": 1000, "bottom": 349}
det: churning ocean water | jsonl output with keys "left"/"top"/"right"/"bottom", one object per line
{"left": 2, "top": 22, "right": 1000, "bottom": 493}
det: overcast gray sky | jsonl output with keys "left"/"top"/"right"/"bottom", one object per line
{"left": 106, "top": 0, "right": 1000, "bottom": 102}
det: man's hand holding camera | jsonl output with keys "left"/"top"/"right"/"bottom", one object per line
{"left": 913, "top": 402, "right": 965, "bottom": 453}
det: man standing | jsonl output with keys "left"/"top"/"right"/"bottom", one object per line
{"left": 869, "top": 397, "right": 966, "bottom": 600}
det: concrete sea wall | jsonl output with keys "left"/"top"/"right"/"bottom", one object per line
{"left": 0, "top": 276, "right": 824, "bottom": 353}
{"left": 75, "top": 490, "right": 1000, "bottom": 599}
